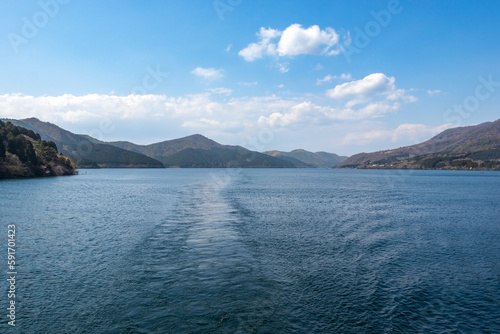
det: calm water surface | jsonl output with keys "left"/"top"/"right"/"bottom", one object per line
{"left": 1, "top": 169, "right": 499, "bottom": 333}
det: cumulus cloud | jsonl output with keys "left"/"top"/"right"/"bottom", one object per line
{"left": 258, "top": 101, "right": 338, "bottom": 128}
{"left": 191, "top": 67, "right": 224, "bottom": 81}
{"left": 238, "top": 27, "right": 281, "bottom": 61}
{"left": 327, "top": 73, "right": 396, "bottom": 99}
{"left": 239, "top": 24, "right": 342, "bottom": 62}
{"left": 257, "top": 100, "right": 394, "bottom": 129}
{"left": 342, "top": 123, "right": 455, "bottom": 146}
{"left": 324, "top": 73, "right": 417, "bottom": 118}
{"left": 0, "top": 93, "right": 172, "bottom": 123}
{"left": 278, "top": 24, "right": 340, "bottom": 56}
{"left": 0, "top": 88, "right": 421, "bottom": 152}
{"left": 255, "top": 74, "right": 417, "bottom": 129}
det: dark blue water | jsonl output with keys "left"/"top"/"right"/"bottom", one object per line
{"left": 1, "top": 169, "right": 499, "bottom": 333}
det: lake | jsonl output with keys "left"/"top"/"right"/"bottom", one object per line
{"left": 1, "top": 169, "right": 499, "bottom": 333}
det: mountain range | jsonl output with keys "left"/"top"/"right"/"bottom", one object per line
{"left": 89, "top": 134, "right": 297, "bottom": 168}
{"left": 2, "top": 118, "right": 311, "bottom": 168}
{"left": 338, "top": 118, "right": 500, "bottom": 170}
{"left": 3, "top": 117, "right": 499, "bottom": 170}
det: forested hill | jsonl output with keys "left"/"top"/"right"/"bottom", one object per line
{"left": 0, "top": 120, "right": 76, "bottom": 178}
{"left": 5, "top": 118, "right": 165, "bottom": 168}
{"left": 338, "top": 118, "right": 500, "bottom": 170}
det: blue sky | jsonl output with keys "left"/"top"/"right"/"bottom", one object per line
{"left": 0, "top": 0, "right": 499, "bottom": 155}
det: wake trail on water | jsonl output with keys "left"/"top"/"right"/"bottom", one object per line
{"left": 106, "top": 172, "right": 277, "bottom": 333}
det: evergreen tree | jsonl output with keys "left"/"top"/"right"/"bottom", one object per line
{"left": 25, "top": 141, "right": 38, "bottom": 165}
{"left": 0, "top": 133, "right": 5, "bottom": 160}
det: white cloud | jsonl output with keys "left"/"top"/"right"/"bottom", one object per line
{"left": 327, "top": 73, "right": 396, "bottom": 99}
{"left": 256, "top": 100, "right": 398, "bottom": 129}
{"left": 277, "top": 24, "right": 340, "bottom": 56}
{"left": 209, "top": 87, "right": 233, "bottom": 96}
{"left": 252, "top": 75, "right": 416, "bottom": 129}
{"left": 324, "top": 73, "right": 417, "bottom": 119}
{"left": 277, "top": 84, "right": 285, "bottom": 88}
{"left": 316, "top": 73, "right": 352, "bottom": 85}
{"left": 191, "top": 67, "right": 224, "bottom": 81}
{"left": 427, "top": 89, "right": 443, "bottom": 96}
{"left": 0, "top": 90, "right": 421, "bottom": 154}
{"left": 316, "top": 75, "right": 334, "bottom": 85}
{"left": 0, "top": 93, "right": 172, "bottom": 123}
{"left": 277, "top": 62, "right": 289, "bottom": 73}
{"left": 342, "top": 123, "right": 455, "bottom": 146}
{"left": 0, "top": 87, "right": 414, "bottom": 133}
{"left": 239, "top": 24, "right": 342, "bottom": 62}
{"left": 238, "top": 27, "right": 281, "bottom": 61}
{"left": 258, "top": 101, "right": 338, "bottom": 128}
{"left": 337, "top": 73, "right": 352, "bottom": 81}
{"left": 225, "top": 44, "right": 232, "bottom": 52}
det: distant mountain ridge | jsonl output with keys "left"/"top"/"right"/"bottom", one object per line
{"left": 88, "top": 133, "right": 295, "bottom": 168}
{"left": 338, "top": 118, "right": 500, "bottom": 170}
{"left": 2, "top": 118, "right": 306, "bottom": 168}
{"left": 108, "top": 134, "right": 230, "bottom": 158}
{"left": 3, "top": 118, "right": 165, "bottom": 168}
{"left": 264, "top": 149, "right": 348, "bottom": 168}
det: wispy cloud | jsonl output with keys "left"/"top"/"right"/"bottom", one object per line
{"left": 342, "top": 123, "right": 455, "bottom": 146}
{"left": 238, "top": 81, "right": 258, "bottom": 86}
{"left": 313, "top": 63, "right": 324, "bottom": 71}
{"left": 209, "top": 87, "right": 233, "bottom": 96}
{"left": 427, "top": 89, "right": 443, "bottom": 96}
{"left": 191, "top": 67, "right": 224, "bottom": 81}
{"left": 316, "top": 73, "right": 352, "bottom": 85}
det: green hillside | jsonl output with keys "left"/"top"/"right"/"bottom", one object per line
{"left": 109, "top": 134, "right": 298, "bottom": 168}
{"left": 0, "top": 120, "right": 76, "bottom": 178}
{"left": 163, "top": 147, "right": 297, "bottom": 168}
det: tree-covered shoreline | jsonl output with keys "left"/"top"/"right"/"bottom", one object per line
{"left": 0, "top": 120, "right": 76, "bottom": 179}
